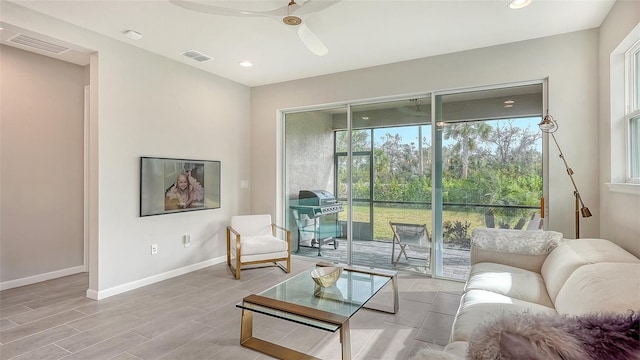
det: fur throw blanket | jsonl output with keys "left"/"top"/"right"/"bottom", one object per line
{"left": 412, "top": 311, "right": 639, "bottom": 360}
{"left": 468, "top": 311, "right": 640, "bottom": 360}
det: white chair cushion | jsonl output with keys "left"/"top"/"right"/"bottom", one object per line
{"left": 231, "top": 235, "right": 287, "bottom": 256}
{"left": 230, "top": 214, "right": 273, "bottom": 236}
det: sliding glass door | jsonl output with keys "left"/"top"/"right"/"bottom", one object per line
{"left": 432, "top": 83, "right": 544, "bottom": 279}
{"left": 283, "top": 81, "right": 544, "bottom": 281}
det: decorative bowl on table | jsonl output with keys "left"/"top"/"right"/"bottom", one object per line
{"left": 310, "top": 266, "right": 343, "bottom": 287}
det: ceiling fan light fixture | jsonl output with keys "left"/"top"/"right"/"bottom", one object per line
{"left": 509, "top": 0, "right": 531, "bottom": 9}
{"left": 283, "top": 15, "right": 302, "bottom": 26}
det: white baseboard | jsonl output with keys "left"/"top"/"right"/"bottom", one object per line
{"left": 0, "top": 265, "right": 86, "bottom": 291}
{"left": 86, "top": 256, "right": 227, "bottom": 300}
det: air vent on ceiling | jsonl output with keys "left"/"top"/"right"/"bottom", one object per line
{"left": 9, "top": 34, "right": 70, "bottom": 54}
{"left": 181, "top": 50, "right": 213, "bottom": 62}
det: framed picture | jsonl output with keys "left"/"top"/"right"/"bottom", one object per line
{"left": 140, "top": 156, "right": 221, "bottom": 216}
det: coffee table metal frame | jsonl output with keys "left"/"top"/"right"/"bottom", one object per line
{"left": 237, "top": 262, "right": 398, "bottom": 360}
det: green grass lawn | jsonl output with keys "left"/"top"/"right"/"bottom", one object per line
{"left": 340, "top": 205, "right": 486, "bottom": 240}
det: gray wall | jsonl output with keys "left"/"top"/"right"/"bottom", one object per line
{"left": 598, "top": 0, "right": 640, "bottom": 257}
{"left": 1, "top": 45, "right": 85, "bottom": 283}
{"left": 2, "top": 2, "right": 252, "bottom": 297}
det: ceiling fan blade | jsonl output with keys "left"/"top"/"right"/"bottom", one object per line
{"left": 169, "top": 0, "right": 267, "bottom": 17}
{"left": 297, "top": 23, "right": 328, "bottom": 56}
{"left": 293, "top": 0, "right": 341, "bottom": 16}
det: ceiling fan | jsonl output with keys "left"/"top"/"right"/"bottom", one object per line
{"left": 169, "top": 0, "right": 340, "bottom": 56}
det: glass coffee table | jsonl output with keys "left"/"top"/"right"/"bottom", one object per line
{"left": 236, "top": 262, "right": 398, "bottom": 360}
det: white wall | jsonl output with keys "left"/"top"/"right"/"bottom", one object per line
{"left": 251, "top": 30, "right": 601, "bottom": 242}
{"left": 598, "top": 1, "right": 640, "bottom": 257}
{"left": 1, "top": 2, "right": 251, "bottom": 297}
{"left": 0, "top": 45, "right": 85, "bottom": 285}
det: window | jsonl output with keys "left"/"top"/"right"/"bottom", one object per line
{"left": 625, "top": 39, "right": 640, "bottom": 182}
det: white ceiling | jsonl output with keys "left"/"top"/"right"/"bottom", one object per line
{"left": 3, "top": 0, "right": 615, "bottom": 87}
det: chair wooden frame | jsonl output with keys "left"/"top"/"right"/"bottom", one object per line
{"left": 389, "top": 222, "right": 432, "bottom": 267}
{"left": 226, "top": 222, "right": 291, "bottom": 279}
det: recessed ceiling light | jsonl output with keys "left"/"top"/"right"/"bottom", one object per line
{"left": 362, "top": 116, "right": 369, "bottom": 120}
{"left": 239, "top": 61, "right": 253, "bottom": 67}
{"left": 504, "top": 100, "right": 515, "bottom": 104}
{"left": 504, "top": 104, "right": 514, "bottom": 108}
{"left": 509, "top": 0, "right": 531, "bottom": 9}
{"left": 124, "top": 30, "right": 143, "bottom": 40}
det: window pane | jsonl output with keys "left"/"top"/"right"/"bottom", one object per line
{"left": 630, "top": 115, "right": 640, "bottom": 179}
{"left": 635, "top": 49, "right": 640, "bottom": 111}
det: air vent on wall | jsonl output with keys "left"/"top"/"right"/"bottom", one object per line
{"left": 9, "top": 34, "right": 69, "bottom": 54}
{"left": 181, "top": 50, "right": 213, "bottom": 62}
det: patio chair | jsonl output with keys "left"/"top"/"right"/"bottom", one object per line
{"left": 389, "top": 222, "right": 432, "bottom": 266}
{"left": 226, "top": 214, "right": 291, "bottom": 279}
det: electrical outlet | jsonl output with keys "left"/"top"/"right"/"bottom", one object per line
{"left": 183, "top": 234, "right": 191, "bottom": 248}
{"left": 151, "top": 244, "right": 158, "bottom": 255}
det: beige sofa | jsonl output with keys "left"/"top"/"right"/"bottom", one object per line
{"left": 438, "top": 229, "right": 640, "bottom": 358}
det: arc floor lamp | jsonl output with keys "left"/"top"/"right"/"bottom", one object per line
{"left": 539, "top": 112, "right": 592, "bottom": 238}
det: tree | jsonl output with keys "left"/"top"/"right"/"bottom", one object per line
{"left": 377, "top": 133, "right": 418, "bottom": 182}
{"left": 443, "top": 123, "right": 491, "bottom": 179}
{"left": 486, "top": 120, "right": 541, "bottom": 165}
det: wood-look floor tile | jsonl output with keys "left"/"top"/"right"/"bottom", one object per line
{"left": 65, "top": 306, "right": 137, "bottom": 332}
{"left": 157, "top": 339, "right": 221, "bottom": 360}
{"left": 61, "top": 331, "right": 147, "bottom": 360}
{"left": 0, "top": 319, "right": 18, "bottom": 332}
{"left": 0, "top": 305, "right": 32, "bottom": 320}
{"left": 414, "top": 311, "right": 455, "bottom": 346}
{"left": 0, "top": 310, "right": 85, "bottom": 344}
{"left": 356, "top": 322, "right": 416, "bottom": 360}
{"left": 11, "top": 343, "right": 71, "bottom": 360}
{"left": 9, "top": 297, "right": 95, "bottom": 326}
{"left": 429, "top": 292, "right": 462, "bottom": 316}
{"left": 0, "top": 325, "right": 79, "bottom": 359}
{"left": 56, "top": 314, "right": 148, "bottom": 353}
{"left": 0, "top": 259, "right": 464, "bottom": 360}
{"left": 0, "top": 293, "right": 45, "bottom": 310}
{"left": 110, "top": 353, "right": 143, "bottom": 360}
{"left": 130, "top": 306, "right": 206, "bottom": 340}
{"left": 23, "top": 288, "right": 87, "bottom": 311}
{"left": 382, "top": 298, "right": 429, "bottom": 328}
{"left": 127, "top": 321, "right": 212, "bottom": 360}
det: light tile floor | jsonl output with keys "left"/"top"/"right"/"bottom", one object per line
{"left": 0, "top": 258, "right": 464, "bottom": 360}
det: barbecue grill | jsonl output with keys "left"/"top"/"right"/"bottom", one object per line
{"left": 290, "top": 190, "right": 343, "bottom": 256}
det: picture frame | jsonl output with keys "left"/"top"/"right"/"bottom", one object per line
{"left": 140, "top": 156, "right": 221, "bottom": 216}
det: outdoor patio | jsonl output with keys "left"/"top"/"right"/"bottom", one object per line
{"left": 292, "top": 238, "right": 471, "bottom": 281}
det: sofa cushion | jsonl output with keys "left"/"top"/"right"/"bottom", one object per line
{"left": 541, "top": 239, "right": 640, "bottom": 303}
{"left": 465, "top": 263, "right": 553, "bottom": 308}
{"left": 450, "top": 289, "right": 556, "bottom": 342}
{"left": 554, "top": 262, "right": 640, "bottom": 315}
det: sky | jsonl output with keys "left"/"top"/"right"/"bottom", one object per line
{"left": 373, "top": 117, "right": 543, "bottom": 152}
